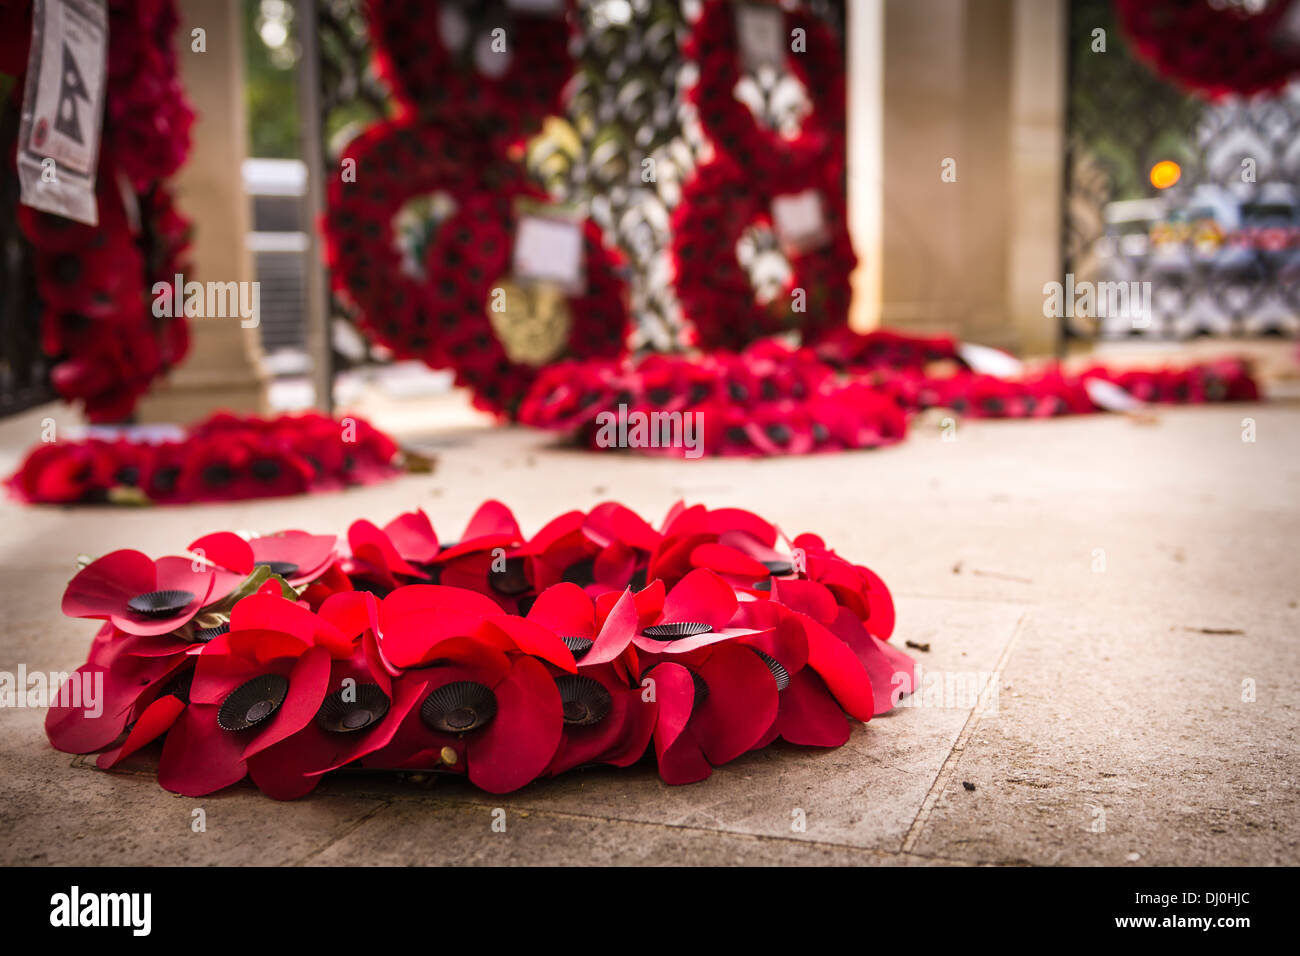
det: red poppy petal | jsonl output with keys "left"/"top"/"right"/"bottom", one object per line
{"left": 61, "top": 550, "right": 157, "bottom": 620}
{"left": 775, "top": 668, "right": 851, "bottom": 747}
{"left": 380, "top": 583, "right": 503, "bottom": 623}
{"left": 526, "top": 582, "right": 596, "bottom": 638}
{"left": 584, "top": 501, "right": 660, "bottom": 551}
{"left": 382, "top": 510, "right": 439, "bottom": 563}
{"left": 96, "top": 694, "right": 186, "bottom": 768}
{"left": 662, "top": 568, "right": 736, "bottom": 632}
{"left": 252, "top": 532, "right": 340, "bottom": 584}
{"left": 478, "top": 615, "right": 577, "bottom": 672}
{"left": 703, "top": 507, "right": 777, "bottom": 545}
{"left": 827, "top": 607, "right": 913, "bottom": 714}
{"left": 693, "top": 643, "right": 779, "bottom": 764}
{"left": 860, "top": 566, "right": 896, "bottom": 639}
{"left": 349, "top": 519, "right": 428, "bottom": 580}
{"left": 317, "top": 589, "right": 378, "bottom": 641}
{"left": 649, "top": 663, "right": 712, "bottom": 785}
{"left": 468, "top": 655, "right": 563, "bottom": 793}
{"left": 800, "top": 613, "right": 876, "bottom": 721}
{"left": 583, "top": 588, "right": 638, "bottom": 666}
{"left": 380, "top": 608, "right": 506, "bottom": 668}
{"left": 157, "top": 703, "right": 250, "bottom": 796}
{"left": 462, "top": 499, "right": 522, "bottom": 541}
{"left": 229, "top": 593, "right": 350, "bottom": 655}
{"left": 689, "top": 542, "right": 770, "bottom": 579}
{"left": 771, "top": 577, "right": 838, "bottom": 624}
{"left": 593, "top": 539, "right": 637, "bottom": 587}
{"left": 188, "top": 532, "right": 255, "bottom": 575}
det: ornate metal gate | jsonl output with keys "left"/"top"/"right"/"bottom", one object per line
{"left": 1063, "top": 0, "right": 1300, "bottom": 342}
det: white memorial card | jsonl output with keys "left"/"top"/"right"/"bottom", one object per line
{"left": 771, "top": 189, "right": 829, "bottom": 253}
{"left": 735, "top": 3, "right": 785, "bottom": 73}
{"left": 17, "top": 0, "right": 108, "bottom": 225}
{"left": 512, "top": 212, "right": 586, "bottom": 295}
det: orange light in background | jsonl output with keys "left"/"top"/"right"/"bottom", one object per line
{"left": 1150, "top": 160, "right": 1181, "bottom": 189}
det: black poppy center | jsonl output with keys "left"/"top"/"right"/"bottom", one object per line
{"left": 217, "top": 674, "right": 290, "bottom": 731}
{"left": 250, "top": 459, "right": 281, "bottom": 481}
{"left": 556, "top": 675, "right": 612, "bottom": 727}
{"left": 561, "top": 557, "right": 596, "bottom": 588}
{"left": 489, "top": 556, "right": 531, "bottom": 596}
{"left": 642, "top": 621, "right": 712, "bottom": 641}
{"left": 316, "top": 683, "right": 391, "bottom": 734}
{"left": 762, "top": 559, "right": 795, "bottom": 576}
{"left": 561, "top": 635, "right": 594, "bottom": 661}
{"left": 421, "top": 681, "right": 498, "bottom": 734}
{"left": 127, "top": 589, "right": 197, "bottom": 618}
{"left": 755, "top": 650, "right": 791, "bottom": 692}
{"left": 691, "top": 672, "right": 710, "bottom": 709}
{"left": 191, "top": 621, "right": 230, "bottom": 644}
{"left": 202, "top": 463, "right": 235, "bottom": 487}
{"left": 256, "top": 560, "right": 300, "bottom": 577}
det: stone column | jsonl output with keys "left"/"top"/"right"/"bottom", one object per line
{"left": 136, "top": 0, "right": 268, "bottom": 423}
{"left": 853, "top": 0, "right": 1066, "bottom": 356}
{"left": 845, "top": 0, "right": 884, "bottom": 332}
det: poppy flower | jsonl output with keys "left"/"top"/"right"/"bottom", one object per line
{"left": 431, "top": 501, "right": 534, "bottom": 609}
{"left": 525, "top": 584, "right": 658, "bottom": 774}
{"left": 189, "top": 530, "right": 339, "bottom": 590}
{"left": 645, "top": 641, "right": 781, "bottom": 784}
{"left": 363, "top": 647, "right": 564, "bottom": 794}
{"left": 45, "top": 625, "right": 192, "bottom": 754}
{"left": 376, "top": 583, "right": 575, "bottom": 673}
{"left": 156, "top": 596, "right": 337, "bottom": 796}
{"left": 62, "top": 550, "right": 229, "bottom": 637}
{"left": 243, "top": 595, "right": 419, "bottom": 799}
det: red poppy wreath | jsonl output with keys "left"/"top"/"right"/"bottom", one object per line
{"left": 671, "top": 157, "right": 855, "bottom": 350}
{"left": 687, "top": 0, "right": 846, "bottom": 188}
{"left": 46, "top": 500, "right": 913, "bottom": 796}
{"left": 324, "top": 119, "right": 630, "bottom": 417}
{"left": 7, "top": 411, "right": 404, "bottom": 506}
{"left": 518, "top": 330, "right": 1262, "bottom": 457}
{"left": 1115, "top": 0, "right": 1300, "bottom": 99}
{"left": 367, "top": 0, "right": 573, "bottom": 148}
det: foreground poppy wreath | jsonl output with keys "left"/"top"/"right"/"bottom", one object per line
{"left": 518, "top": 330, "right": 1261, "bottom": 457}
{"left": 7, "top": 411, "right": 404, "bottom": 506}
{"left": 45, "top": 500, "right": 912, "bottom": 796}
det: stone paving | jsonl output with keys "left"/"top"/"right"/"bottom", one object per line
{"left": 1, "top": 385, "right": 1296, "bottom": 865}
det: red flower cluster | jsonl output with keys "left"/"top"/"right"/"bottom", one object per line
{"left": 519, "top": 340, "right": 907, "bottom": 456}
{"left": 47, "top": 501, "right": 912, "bottom": 795}
{"left": 7, "top": 411, "right": 401, "bottom": 506}
{"left": 686, "top": 0, "right": 846, "bottom": 188}
{"left": 18, "top": 162, "right": 192, "bottom": 422}
{"left": 675, "top": 2, "right": 852, "bottom": 350}
{"left": 326, "top": 3, "right": 632, "bottom": 418}
{"left": 368, "top": 0, "right": 571, "bottom": 150}
{"left": 3, "top": 0, "right": 195, "bottom": 421}
{"left": 104, "top": 0, "right": 195, "bottom": 189}
{"left": 1115, "top": 0, "right": 1300, "bottom": 98}
{"left": 519, "top": 329, "right": 1262, "bottom": 457}
{"left": 671, "top": 158, "right": 855, "bottom": 350}
{"left": 324, "top": 120, "right": 630, "bottom": 418}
